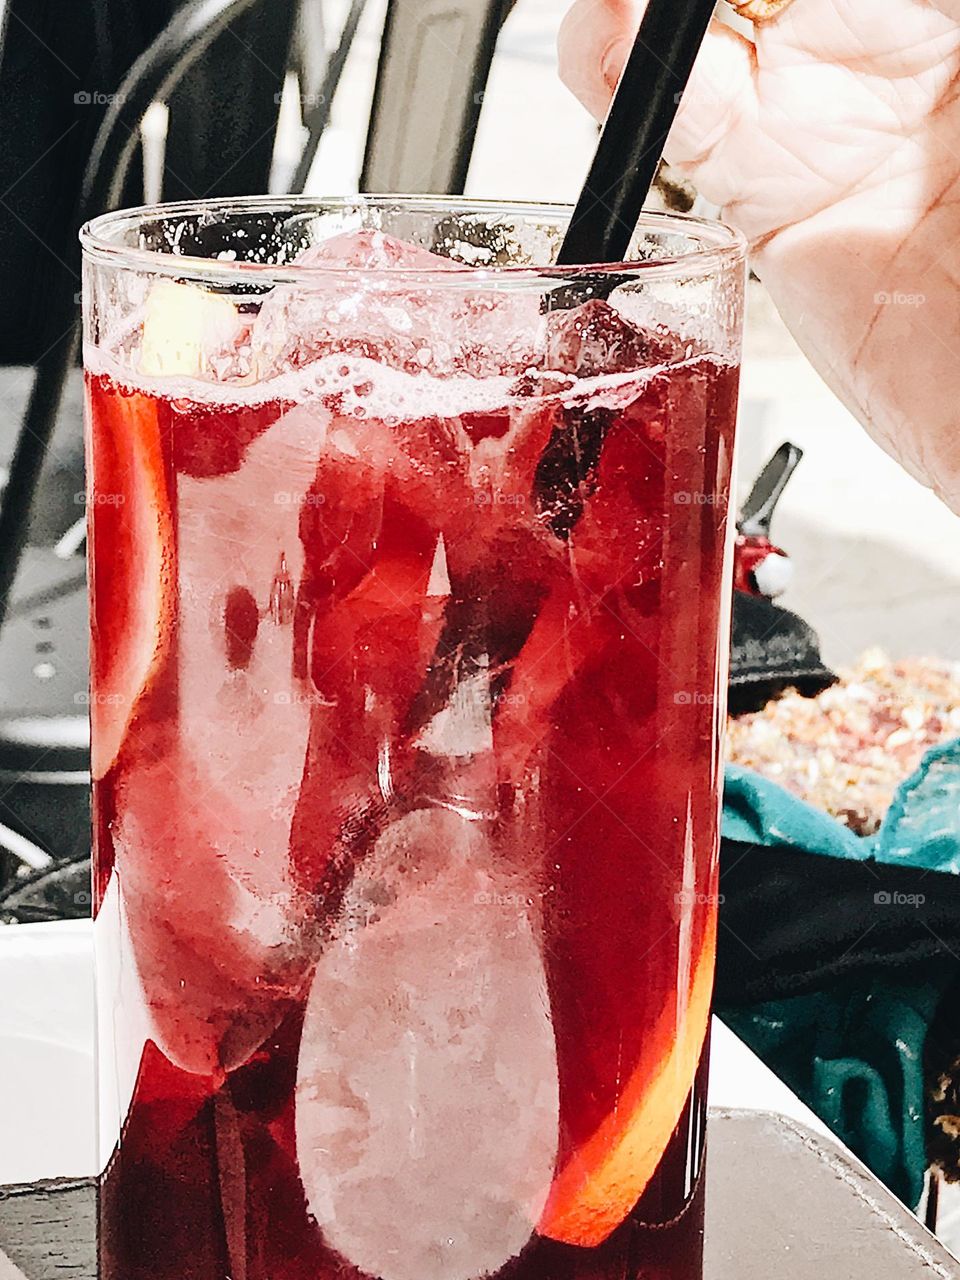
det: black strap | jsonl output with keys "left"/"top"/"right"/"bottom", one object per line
{"left": 717, "top": 839, "right": 960, "bottom": 1005}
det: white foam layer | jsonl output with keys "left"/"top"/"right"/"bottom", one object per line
{"left": 84, "top": 342, "right": 720, "bottom": 427}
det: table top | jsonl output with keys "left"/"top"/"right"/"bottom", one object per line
{"left": 1, "top": 1111, "right": 957, "bottom": 1280}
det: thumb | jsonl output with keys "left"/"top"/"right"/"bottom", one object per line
{"left": 559, "top": 2, "right": 760, "bottom": 213}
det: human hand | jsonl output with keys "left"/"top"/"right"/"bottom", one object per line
{"left": 559, "top": 0, "right": 960, "bottom": 508}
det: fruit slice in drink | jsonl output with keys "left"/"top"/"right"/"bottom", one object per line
{"left": 86, "top": 380, "right": 174, "bottom": 786}
{"left": 539, "top": 914, "right": 716, "bottom": 1246}
{"left": 140, "top": 280, "right": 242, "bottom": 379}
{"left": 525, "top": 367, "right": 722, "bottom": 1248}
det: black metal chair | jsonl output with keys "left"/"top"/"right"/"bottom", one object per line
{"left": 359, "top": 0, "right": 511, "bottom": 195}
{"left": 291, "top": 0, "right": 514, "bottom": 196}
{"left": 0, "top": 0, "right": 516, "bottom": 910}
{"left": 0, "top": 0, "right": 296, "bottom": 903}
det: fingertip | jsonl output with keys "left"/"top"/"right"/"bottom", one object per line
{"left": 558, "top": 1, "right": 638, "bottom": 122}
{"left": 600, "top": 36, "right": 633, "bottom": 96}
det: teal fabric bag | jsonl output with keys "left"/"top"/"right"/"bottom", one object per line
{"left": 719, "top": 738, "right": 960, "bottom": 1207}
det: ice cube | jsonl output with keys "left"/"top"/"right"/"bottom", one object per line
{"left": 293, "top": 230, "right": 466, "bottom": 273}
{"left": 295, "top": 808, "right": 558, "bottom": 1280}
{"left": 115, "top": 403, "right": 329, "bottom": 1074}
{"left": 175, "top": 400, "right": 324, "bottom": 788}
{"left": 415, "top": 655, "right": 494, "bottom": 759}
{"left": 96, "top": 872, "right": 155, "bottom": 1162}
{"left": 251, "top": 232, "right": 540, "bottom": 382}
{"left": 426, "top": 534, "right": 451, "bottom": 599}
{"left": 545, "top": 298, "right": 674, "bottom": 378}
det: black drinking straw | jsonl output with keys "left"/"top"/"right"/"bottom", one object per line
{"left": 556, "top": 0, "right": 718, "bottom": 267}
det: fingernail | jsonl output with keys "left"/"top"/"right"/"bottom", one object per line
{"left": 601, "top": 38, "right": 631, "bottom": 91}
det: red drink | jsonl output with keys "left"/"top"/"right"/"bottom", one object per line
{"left": 83, "top": 201, "right": 744, "bottom": 1280}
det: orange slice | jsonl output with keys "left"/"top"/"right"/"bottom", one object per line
{"left": 538, "top": 910, "right": 717, "bottom": 1247}
{"left": 89, "top": 280, "right": 240, "bottom": 778}
{"left": 86, "top": 378, "right": 174, "bottom": 780}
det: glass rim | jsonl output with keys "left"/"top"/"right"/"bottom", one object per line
{"left": 79, "top": 194, "right": 747, "bottom": 286}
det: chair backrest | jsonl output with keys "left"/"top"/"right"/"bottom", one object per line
{"left": 0, "top": 0, "right": 510, "bottom": 373}
{"left": 0, "top": 0, "right": 293, "bottom": 628}
{"left": 360, "top": 0, "right": 506, "bottom": 195}
{"left": 161, "top": 0, "right": 296, "bottom": 200}
{"left": 0, "top": 0, "right": 294, "bottom": 368}
{"left": 0, "top": 0, "right": 157, "bottom": 367}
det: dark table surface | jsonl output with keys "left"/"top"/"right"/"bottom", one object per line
{"left": 1, "top": 1111, "right": 958, "bottom": 1279}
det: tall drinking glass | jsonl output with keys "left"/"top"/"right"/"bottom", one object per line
{"left": 82, "top": 198, "right": 745, "bottom": 1280}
